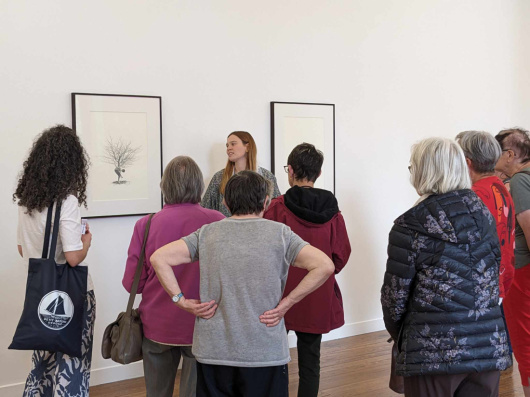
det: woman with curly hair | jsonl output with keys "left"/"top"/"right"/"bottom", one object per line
{"left": 14, "top": 124, "right": 95, "bottom": 397}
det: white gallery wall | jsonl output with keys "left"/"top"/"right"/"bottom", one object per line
{"left": 1, "top": 0, "right": 530, "bottom": 394}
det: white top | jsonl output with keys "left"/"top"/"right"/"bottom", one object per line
{"left": 17, "top": 195, "right": 94, "bottom": 291}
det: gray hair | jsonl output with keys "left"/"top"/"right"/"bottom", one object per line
{"left": 410, "top": 137, "right": 471, "bottom": 195}
{"left": 160, "top": 156, "right": 204, "bottom": 205}
{"left": 455, "top": 130, "right": 501, "bottom": 173}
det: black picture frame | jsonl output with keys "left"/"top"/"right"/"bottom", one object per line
{"left": 271, "top": 101, "right": 335, "bottom": 194}
{"left": 72, "top": 92, "right": 163, "bottom": 218}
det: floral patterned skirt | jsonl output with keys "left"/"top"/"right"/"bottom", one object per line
{"left": 23, "top": 290, "right": 96, "bottom": 397}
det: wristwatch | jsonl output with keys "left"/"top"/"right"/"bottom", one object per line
{"left": 172, "top": 292, "right": 184, "bottom": 304}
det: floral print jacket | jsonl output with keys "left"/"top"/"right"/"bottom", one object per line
{"left": 381, "top": 189, "right": 512, "bottom": 376}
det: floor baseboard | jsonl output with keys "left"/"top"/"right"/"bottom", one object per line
{"left": 0, "top": 318, "right": 386, "bottom": 393}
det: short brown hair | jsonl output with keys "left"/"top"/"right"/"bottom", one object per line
{"left": 160, "top": 156, "right": 204, "bottom": 205}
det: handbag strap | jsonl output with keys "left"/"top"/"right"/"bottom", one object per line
{"left": 126, "top": 213, "right": 154, "bottom": 314}
{"left": 41, "top": 202, "right": 62, "bottom": 259}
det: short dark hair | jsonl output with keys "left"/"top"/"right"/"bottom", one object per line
{"left": 224, "top": 171, "right": 271, "bottom": 215}
{"left": 496, "top": 128, "right": 530, "bottom": 163}
{"left": 287, "top": 143, "right": 324, "bottom": 182}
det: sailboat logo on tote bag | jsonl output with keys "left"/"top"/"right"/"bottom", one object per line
{"left": 38, "top": 290, "right": 74, "bottom": 330}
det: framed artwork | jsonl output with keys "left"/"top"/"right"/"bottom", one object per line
{"left": 72, "top": 93, "right": 163, "bottom": 218}
{"left": 271, "top": 102, "right": 335, "bottom": 194}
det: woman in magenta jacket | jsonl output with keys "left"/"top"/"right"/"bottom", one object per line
{"left": 123, "top": 156, "right": 224, "bottom": 397}
{"left": 264, "top": 143, "right": 351, "bottom": 397}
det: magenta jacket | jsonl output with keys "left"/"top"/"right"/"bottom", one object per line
{"left": 122, "top": 203, "right": 224, "bottom": 345}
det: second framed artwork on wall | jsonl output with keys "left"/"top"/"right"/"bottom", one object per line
{"left": 72, "top": 93, "right": 163, "bottom": 218}
{"left": 271, "top": 102, "right": 335, "bottom": 194}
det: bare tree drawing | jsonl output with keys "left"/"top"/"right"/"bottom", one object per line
{"left": 101, "top": 137, "right": 142, "bottom": 184}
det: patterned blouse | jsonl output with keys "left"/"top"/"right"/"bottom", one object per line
{"left": 201, "top": 166, "right": 281, "bottom": 217}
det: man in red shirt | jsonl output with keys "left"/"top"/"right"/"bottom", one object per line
{"left": 456, "top": 131, "right": 515, "bottom": 299}
{"left": 263, "top": 143, "right": 351, "bottom": 397}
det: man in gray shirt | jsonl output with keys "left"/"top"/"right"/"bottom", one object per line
{"left": 151, "top": 170, "right": 334, "bottom": 397}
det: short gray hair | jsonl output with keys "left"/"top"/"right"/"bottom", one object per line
{"left": 160, "top": 156, "right": 204, "bottom": 205}
{"left": 455, "top": 130, "right": 501, "bottom": 173}
{"left": 410, "top": 137, "right": 471, "bottom": 195}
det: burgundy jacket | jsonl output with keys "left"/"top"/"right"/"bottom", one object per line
{"left": 264, "top": 186, "right": 351, "bottom": 334}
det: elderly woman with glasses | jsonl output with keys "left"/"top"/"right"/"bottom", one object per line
{"left": 381, "top": 137, "right": 511, "bottom": 397}
{"left": 123, "top": 156, "right": 224, "bottom": 397}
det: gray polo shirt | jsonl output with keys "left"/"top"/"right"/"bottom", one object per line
{"left": 182, "top": 217, "right": 308, "bottom": 367}
{"left": 509, "top": 167, "right": 530, "bottom": 269}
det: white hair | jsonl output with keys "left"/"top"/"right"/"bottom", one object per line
{"left": 410, "top": 137, "right": 471, "bottom": 195}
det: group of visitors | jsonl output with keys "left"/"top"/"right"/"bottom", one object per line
{"left": 13, "top": 124, "right": 530, "bottom": 397}
{"left": 381, "top": 128, "right": 530, "bottom": 397}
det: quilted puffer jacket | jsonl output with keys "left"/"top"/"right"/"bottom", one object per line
{"left": 381, "top": 189, "right": 512, "bottom": 376}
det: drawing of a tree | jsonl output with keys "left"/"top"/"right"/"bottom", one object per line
{"left": 102, "top": 137, "right": 142, "bottom": 184}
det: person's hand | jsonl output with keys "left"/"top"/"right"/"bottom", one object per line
{"left": 81, "top": 231, "right": 92, "bottom": 248}
{"left": 178, "top": 298, "right": 217, "bottom": 319}
{"left": 259, "top": 297, "right": 294, "bottom": 327}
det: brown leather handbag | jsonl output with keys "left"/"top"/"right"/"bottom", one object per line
{"left": 101, "top": 214, "right": 154, "bottom": 364}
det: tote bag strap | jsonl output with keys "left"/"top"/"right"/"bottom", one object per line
{"left": 41, "top": 205, "right": 54, "bottom": 259}
{"left": 41, "top": 202, "right": 62, "bottom": 259}
{"left": 126, "top": 213, "right": 154, "bottom": 315}
{"left": 48, "top": 201, "right": 62, "bottom": 260}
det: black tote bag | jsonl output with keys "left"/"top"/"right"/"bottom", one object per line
{"left": 9, "top": 202, "right": 88, "bottom": 358}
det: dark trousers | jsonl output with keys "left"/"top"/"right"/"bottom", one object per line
{"left": 142, "top": 337, "right": 197, "bottom": 397}
{"left": 293, "top": 331, "right": 322, "bottom": 397}
{"left": 403, "top": 370, "right": 500, "bottom": 397}
{"left": 196, "top": 362, "right": 288, "bottom": 397}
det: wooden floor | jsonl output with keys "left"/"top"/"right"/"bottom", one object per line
{"left": 90, "top": 330, "right": 524, "bottom": 396}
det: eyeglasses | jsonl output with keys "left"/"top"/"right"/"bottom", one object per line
{"left": 502, "top": 149, "right": 517, "bottom": 157}
{"left": 284, "top": 166, "right": 289, "bottom": 173}
{"left": 408, "top": 165, "right": 412, "bottom": 173}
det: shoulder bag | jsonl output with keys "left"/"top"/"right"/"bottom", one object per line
{"left": 9, "top": 202, "right": 88, "bottom": 357}
{"left": 101, "top": 213, "right": 154, "bottom": 364}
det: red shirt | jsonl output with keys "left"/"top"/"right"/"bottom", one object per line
{"left": 473, "top": 176, "right": 515, "bottom": 297}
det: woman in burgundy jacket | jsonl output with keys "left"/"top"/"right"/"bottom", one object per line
{"left": 264, "top": 143, "right": 351, "bottom": 397}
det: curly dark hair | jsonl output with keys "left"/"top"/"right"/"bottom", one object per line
{"left": 13, "top": 125, "right": 90, "bottom": 214}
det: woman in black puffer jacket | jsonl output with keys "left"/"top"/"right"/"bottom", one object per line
{"left": 381, "top": 137, "right": 512, "bottom": 397}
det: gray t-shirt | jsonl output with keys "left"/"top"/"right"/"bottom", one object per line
{"left": 510, "top": 167, "right": 530, "bottom": 269}
{"left": 182, "top": 217, "right": 308, "bottom": 367}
